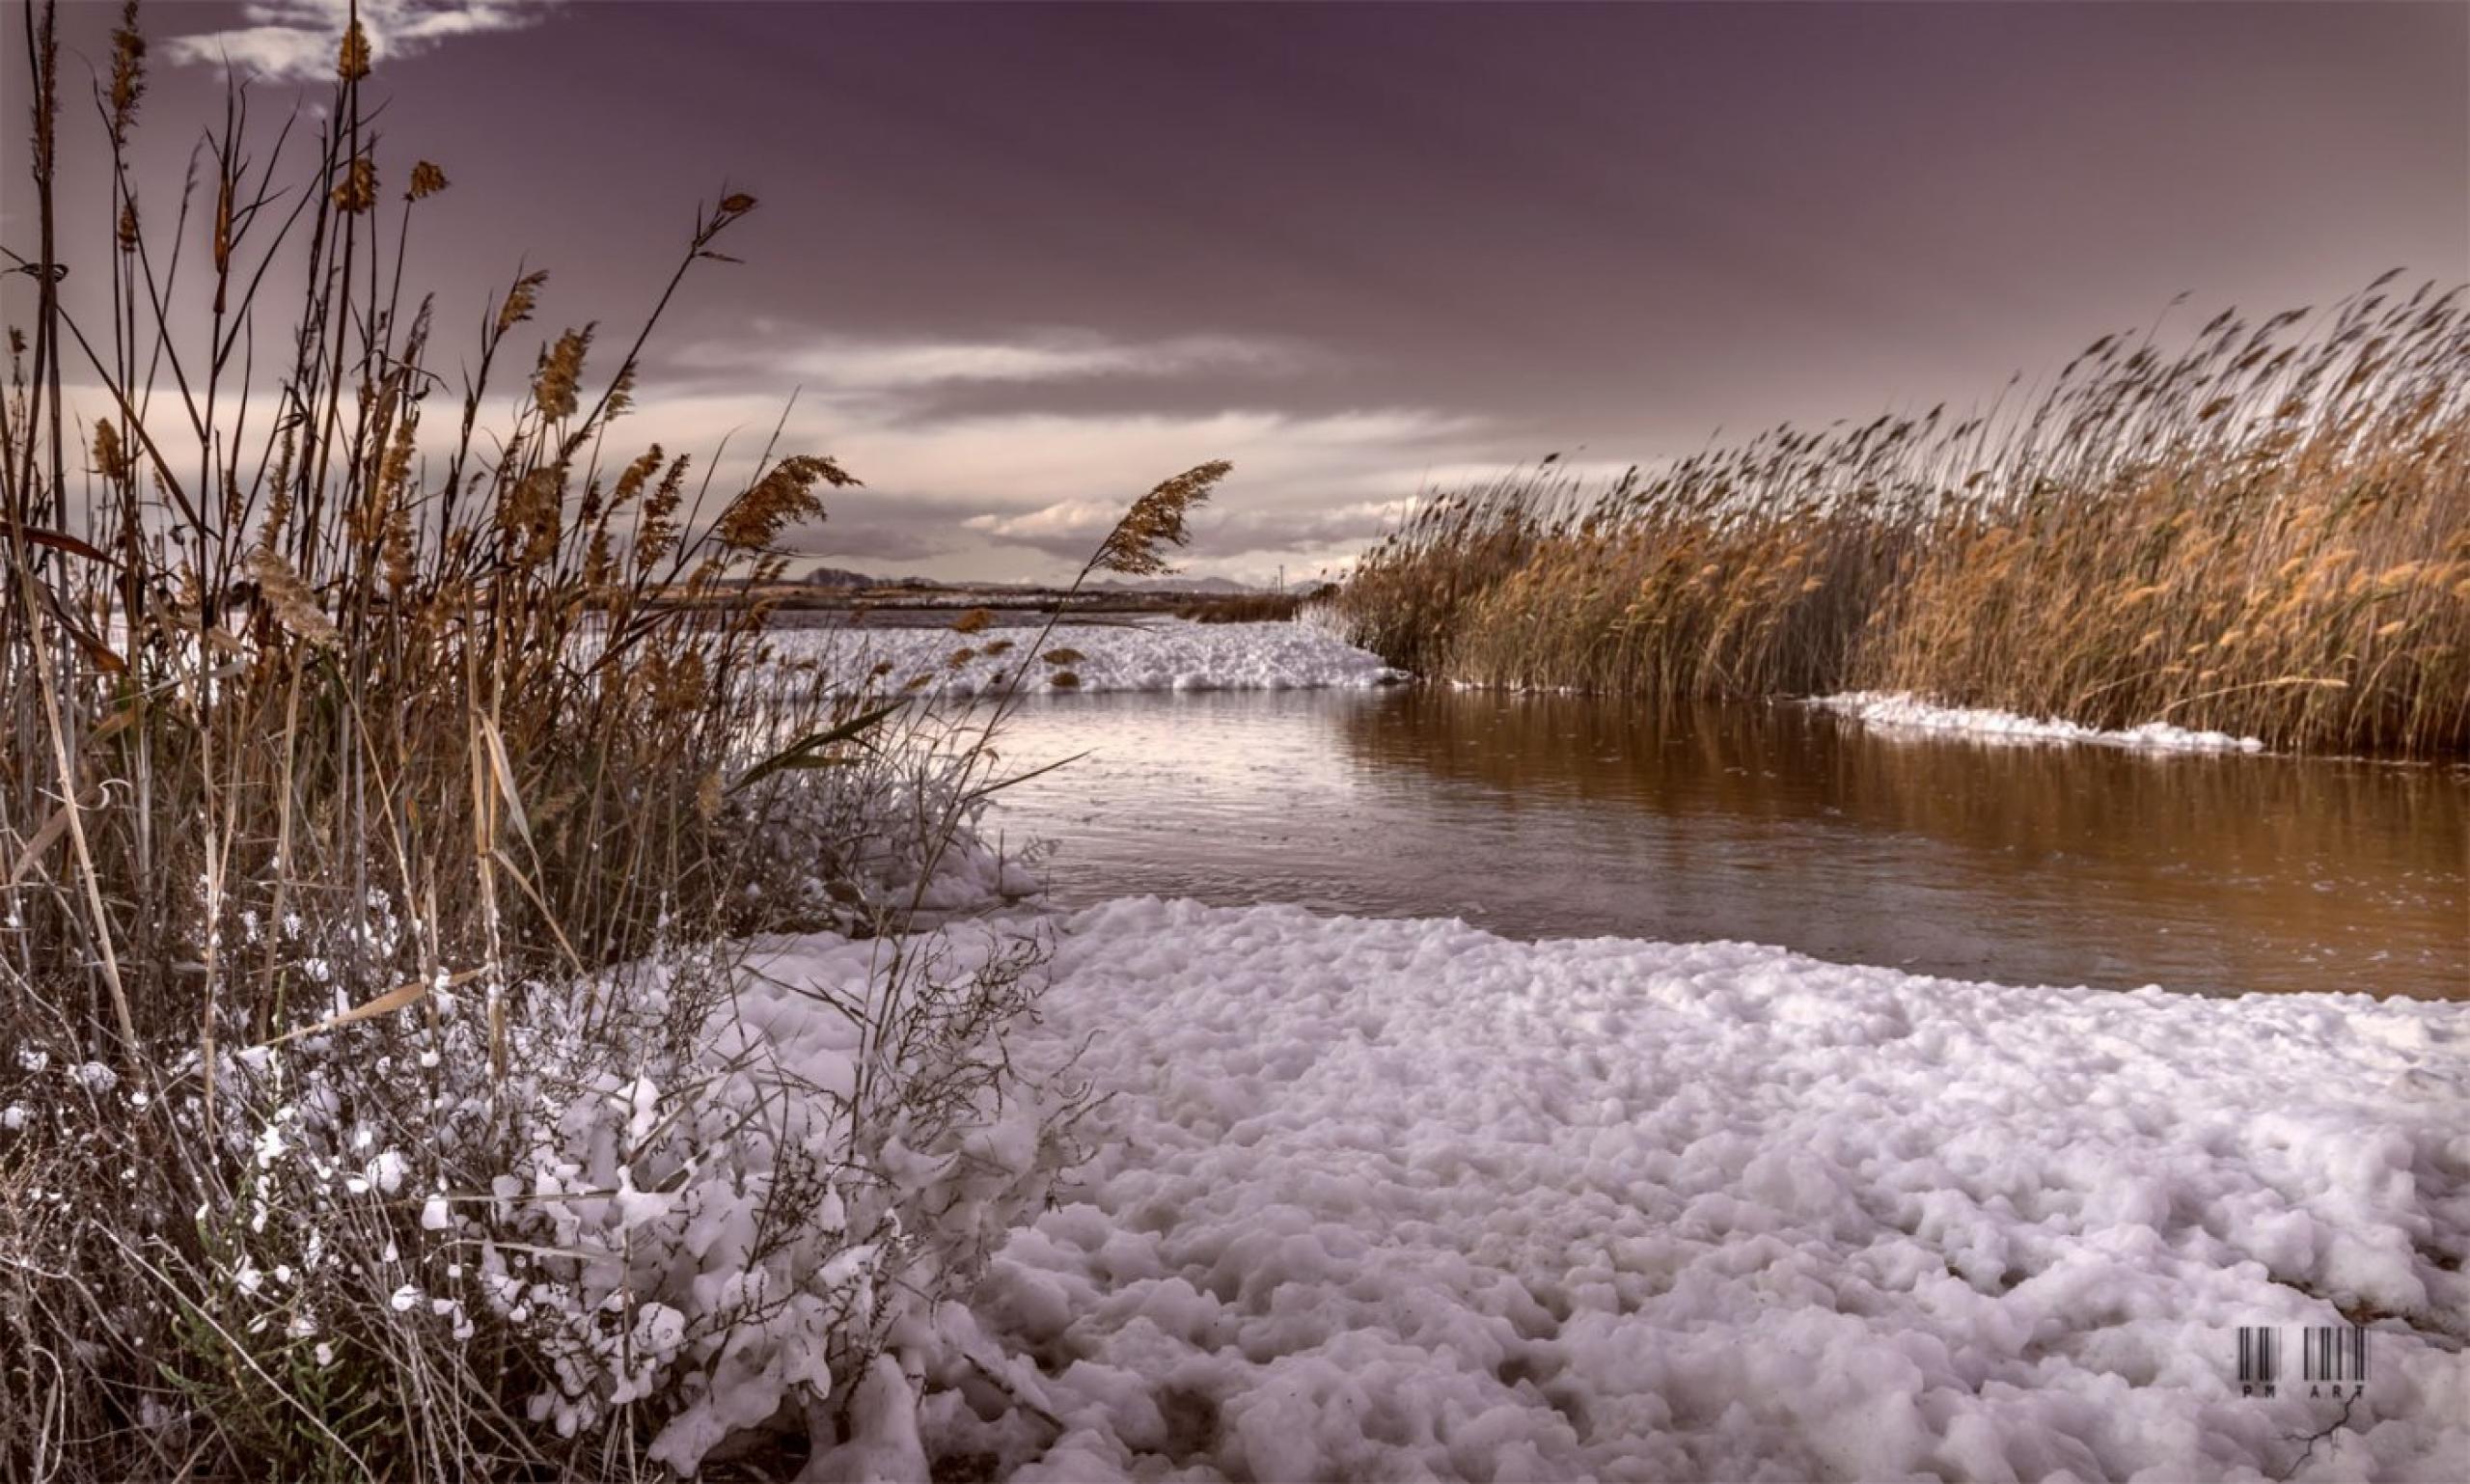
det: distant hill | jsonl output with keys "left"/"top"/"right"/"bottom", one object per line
{"left": 1089, "top": 575, "right": 1257, "bottom": 595}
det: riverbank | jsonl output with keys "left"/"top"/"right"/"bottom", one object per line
{"left": 770, "top": 899, "right": 2470, "bottom": 1481}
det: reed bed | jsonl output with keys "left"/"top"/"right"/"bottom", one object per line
{"left": 0, "top": 5, "right": 1221, "bottom": 1476}
{"left": 1336, "top": 276, "right": 2470, "bottom": 756}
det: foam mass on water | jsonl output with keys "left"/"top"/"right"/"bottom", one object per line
{"left": 1814, "top": 692, "right": 2270, "bottom": 753}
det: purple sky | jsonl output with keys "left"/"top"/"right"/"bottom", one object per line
{"left": 7, "top": 1, "right": 2465, "bottom": 583}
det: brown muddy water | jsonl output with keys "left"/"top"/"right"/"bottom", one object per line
{"left": 979, "top": 688, "right": 2466, "bottom": 1000}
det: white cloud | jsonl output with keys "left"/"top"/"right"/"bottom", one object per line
{"left": 969, "top": 494, "right": 1423, "bottom": 565}
{"left": 165, "top": 0, "right": 555, "bottom": 82}
{"left": 584, "top": 389, "right": 1506, "bottom": 579}
{"left": 670, "top": 327, "right": 1309, "bottom": 399}
{"left": 965, "top": 499, "right": 1122, "bottom": 545}
{"left": 616, "top": 393, "right": 1478, "bottom": 500}
{"left": 638, "top": 327, "right": 1480, "bottom": 577}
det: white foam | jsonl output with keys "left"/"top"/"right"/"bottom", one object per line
{"left": 1816, "top": 691, "right": 2268, "bottom": 753}
{"left": 918, "top": 899, "right": 2470, "bottom": 1481}
{"left": 767, "top": 618, "right": 1405, "bottom": 698}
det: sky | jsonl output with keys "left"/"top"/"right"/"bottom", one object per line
{"left": 4, "top": 0, "right": 2464, "bottom": 585}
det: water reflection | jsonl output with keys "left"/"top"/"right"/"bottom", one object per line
{"left": 981, "top": 688, "right": 2466, "bottom": 1000}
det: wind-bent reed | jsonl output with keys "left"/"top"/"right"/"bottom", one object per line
{"left": 1336, "top": 274, "right": 2470, "bottom": 757}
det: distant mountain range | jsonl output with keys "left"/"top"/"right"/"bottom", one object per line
{"left": 1088, "top": 575, "right": 1256, "bottom": 594}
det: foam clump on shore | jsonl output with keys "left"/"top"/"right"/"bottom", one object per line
{"left": 772, "top": 618, "right": 1406, "bottom": 697}
{"left": 916, "top": 899, "right": 2470, "bottom": 1482}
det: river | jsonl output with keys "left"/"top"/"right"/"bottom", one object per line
{"left": 977, "top": 686, "right": 2465, "bottom": 1000}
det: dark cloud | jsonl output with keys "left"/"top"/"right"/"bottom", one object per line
{"left": 776, "top": 493, "right": 994, "bottom": 564}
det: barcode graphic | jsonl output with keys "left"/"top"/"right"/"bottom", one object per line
{"left": 2300, "top": 1325, "right": 2369, "bottom": 1385}
{"left": 2236, "top": 1326, "right": 2370, "bottom": 1390}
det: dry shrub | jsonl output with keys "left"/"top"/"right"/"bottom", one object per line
{"left": 1336, "top": 274, "right": 2469, "bottom": 756}
{"left": 2, "top": 916, "right": 1089, "bottom": 1479}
